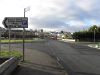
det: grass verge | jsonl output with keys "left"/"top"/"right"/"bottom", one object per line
{"left": 1, "top": 39, "right": 33, "bottom": 43}
{"left": 1, "top": 40, "right": 33, "bottom": 43}
{"left": 1, "top": 38, "right": 44, "bottom": 43}
{"left": 0, "top": 50, "right": 22, "bottom": 58}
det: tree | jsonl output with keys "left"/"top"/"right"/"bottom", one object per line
{"left": 61, "top": 31, "right": 64, "bottom": 34}
{"left": 73, "top": 25, "right": 100, "bottom": 42}
{"left": 88, "top": 25, "right": 98, "bottom": 32}
{"left": 97, "top": 27, "right": 100, "bottom": 32}
{"left": 40, "top": 29, "right": 43, "bottom": 32}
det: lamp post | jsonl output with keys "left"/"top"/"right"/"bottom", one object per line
{"left": 23, "top": 7, "right": 30, "bottom": 61}
{"left": 94, "top": 28, "right": 96, "bottom": 43}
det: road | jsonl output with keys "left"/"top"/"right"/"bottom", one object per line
{"left": 47, "top": 40, "right": 100, "bottom": 75}
{"left": 3, "top": 40, "right": 100, "bottom": 75}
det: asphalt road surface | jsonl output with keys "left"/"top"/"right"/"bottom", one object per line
{"left": 4, "top": 40, "right": 100, "bottom": 75}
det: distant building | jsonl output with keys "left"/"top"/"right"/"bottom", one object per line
{"left": 3, "top": 29, "right": 36, "bottom": 39}
{"left": 57, "top": 32, "right": 72, "bottom": 39}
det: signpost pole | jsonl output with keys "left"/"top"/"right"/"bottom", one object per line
{"left": 0, "top": 28, "right": 1, "bottom": 56}
{"left": 22, "top": 8, "right": 25, "bottom": 61}
{"left": 23, "top": 28, "right": 25, "bottom": 61}
{"left": 9, "top": 27, "right": 11, "bottom": 56}
{"left": 2, "top": 9, "right": 29, "bottom": 60}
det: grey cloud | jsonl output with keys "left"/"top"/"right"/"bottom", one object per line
{"left": 29, "top": 0, "right": 100, "bottom": 32}
{"left": 30, "top": 17, "right": 67, "bottom": 28}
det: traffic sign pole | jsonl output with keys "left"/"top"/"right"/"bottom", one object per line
{"left": 22, "top": 7, "right": 30, "bottom": 61}
{"left": 23, "top": 28, "right": 25, "bottom": 61}
{"left": 22, "top": 8, "right": 25, "bottom": 61}
{"left": 0, "top": 28, "right": 1, "bottom": 56}
{"left": 9, "top": 27, "right": 11, "bottom": 56}
{"left": 2, "top": 9, "right": 29, "bottom": 61}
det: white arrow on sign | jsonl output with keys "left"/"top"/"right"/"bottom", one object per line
{"left": 2, "top": 17, "right": 28, "bottom": 28}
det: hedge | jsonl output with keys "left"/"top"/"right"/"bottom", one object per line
{"left": 73, "top": 32, "right": 100, "bottom": 42}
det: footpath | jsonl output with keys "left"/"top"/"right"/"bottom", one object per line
{"left": 60, "top": 39, "right": 100, "bottom": 50}
{"left": 11, "top": 48, "right": 68, "bottom": 75}
{"left": 88, "top": 43, "right": 100, "bottom": 49}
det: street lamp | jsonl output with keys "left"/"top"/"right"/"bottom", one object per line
{"left": 23, "top": 7, "right": 30, "bottom": 61}
{"left": 94, "top": 28, "right": 97, "bottom": 43}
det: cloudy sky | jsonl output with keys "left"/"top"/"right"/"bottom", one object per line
{"left": 0, "top": 0, "right": 100, "bottom": 32}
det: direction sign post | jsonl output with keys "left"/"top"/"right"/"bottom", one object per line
{"left": 2, "top": 17, "right": 28, "bottom": 60}
{"left": 0, "top": 28, "right": 1, "bottom": 56}
{"left": 3, "top": 17, "right": 28, "bottom": 28}
{"left": 0, "top": 28, "right": 6, "bottom": 56}
{"left": 23, "top": 8, "right": 26, "bottom": 61}
{"left": 23, "top": 28, "right": 25, "bottom": 61}
{"left": 8, "top": 27, "right": 11, "bottom": 56}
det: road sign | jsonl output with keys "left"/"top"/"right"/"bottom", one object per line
{"left": 2, "top": 17, "right": 28, "bottom": 28}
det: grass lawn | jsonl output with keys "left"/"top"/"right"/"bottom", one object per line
{"left": 0, "top": 50, "right": 22, "bottom": 58}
